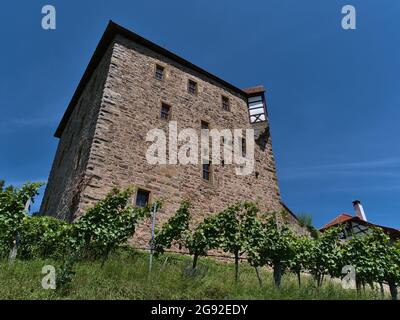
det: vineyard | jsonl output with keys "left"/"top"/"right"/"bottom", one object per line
{"left": 0, "top": 181, "right": 399, "bottom": 300}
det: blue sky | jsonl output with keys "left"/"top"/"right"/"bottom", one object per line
{"left": 0, "top": 0, "right": 399, "bottom": 229}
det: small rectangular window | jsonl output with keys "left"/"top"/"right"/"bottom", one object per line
{"left": 222, "top": 96, "right": 230, "bottom": 111}
{"left": 242, "top": 138, "right": 246, "bottom": 157}
{"left": 188, "top": 80, "right": 198, "bottom": 95}
{"left": 201, "top": 121, "right": 209, "bottom": 130}
{"left": 202, "top": 163, "right": 211, "bottom": 181}
{"left": 155, "top": 65, "right": 164, "bottom": 80}
{"left": 161, "top": 103, "right": 171, "bottom": 120}
{"left": 136, "top": 189, "right": 150, "bottom": 208}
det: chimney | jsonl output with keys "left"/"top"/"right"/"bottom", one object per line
{"left": 352, "top": 200, "right": 367, "bottom": 221}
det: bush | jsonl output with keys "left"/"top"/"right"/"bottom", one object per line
{"left": 0, "top": 181, "right": 43, "bottom": 258}
{"left": 72, "top": 187, "right": 154, "bottom": 264}
{"left": 18, "top": 216, "right": 73, "bottom": 259}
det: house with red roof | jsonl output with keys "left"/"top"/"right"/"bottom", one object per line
{"left": 320, "top": 200, "right": 400, "bottom": 241}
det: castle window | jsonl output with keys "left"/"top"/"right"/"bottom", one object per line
{"left": 188, "top": 79, "right": 198, "bottom": 95}
{"left": 155, "top": 64, "right": 164, "bottom": 80}
{"left": 242, "top": 137, "right": 246, "bottom": 157}
{"left": 201, "top": 120, "right": 209, "bottom": 130}
{"left": 136, "top": 189, "right": 150, "bottom": 208}
{"left": 202, "top": 162, "right": 211, "bottom": 181}
{"left": 222, "top": 96, "right": 230, "bottom": 111}
{"left": 160, "top": 103, "right": 171, "bottom": 120}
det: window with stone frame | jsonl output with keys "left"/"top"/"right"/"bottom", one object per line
{"left": 136, "top": 189, "right": 150, "bottom": 208}
{"left": 160, "top": 103, "right": 171, "bottom": 120}
{"left": 155, "top": 64, "right": 165, "bottom": 80}
{"left": 188, "top": 79, "right": 198, "bottom": 95}
{"left": 201, "top": 120, "right": 209, "bottom": 130}
{"left": 222, "top": 95, "right": 230, "bottom": 111}
{"left": 202, "top": 162, "right": 211, "bottom": 181}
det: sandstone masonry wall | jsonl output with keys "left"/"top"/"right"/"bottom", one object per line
{"left": 41, "top": 34, "right": 289, "bottom": 248}
{"left": 74, "top": 35, "right": 283, "bottom": 248}
{"left": 40, "top": 46, "right": 114, "bottom": 221}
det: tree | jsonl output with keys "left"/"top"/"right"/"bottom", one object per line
{"left": 0, "top": 181, "right": 43, "bottom": 258}
{"left": 154, "top": 201, "right": 221, "bottom": 271}
{"left": 306, "top": 226, "right": 343, "bottom": 287}
{"left": 248, "top": 213, "right": 295, "bottom": 288}
{"left": 186, "top": 214, "right": 222, "bottom": 270}
{"left": 341, "top": 227, "right": 400, "bottom": 299}
{"left": 154, "top": 201, "right": 191, "bottom": 255}
{"left": 73, "top": 187, "right": 153, "bottom": 265}
{"left": 385, "top": 241, "right": 400, "bottom": 300}
{"left": 217, "top": 202, "right": 261, "bottom": 282}
{"left": 289, "top": 236, "right": 314, "bottom": 287}
{"left": 341, "top": 228, "right": 383, "bottom": 292}
{"left": 18, "top": 216, "right": 73, "bottom": 259}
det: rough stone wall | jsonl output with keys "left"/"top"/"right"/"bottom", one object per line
{"left": 72, "top": 35, "right": 284, "bottom": 248}
{"left": 40, "top": 45, "right": 114, "bottom": 221}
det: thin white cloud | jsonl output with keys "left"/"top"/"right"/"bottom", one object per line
{"left": 280, "top": 157, "right": 400, "bottom": 181}
{"left": 1, "top": 116, "right": 59, "bottom": 129}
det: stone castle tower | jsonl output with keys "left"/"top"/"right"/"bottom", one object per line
{"left": 40, "top": 21, "right": 297, "bottom": 247}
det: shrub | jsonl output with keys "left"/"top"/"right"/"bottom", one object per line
{"left": 216, "top": 202, "right": 261, "bottom": 282}
{"left": 72, "top": 187, "right": 154, "bottom": 264}
{"left": 0, "top": 181, "right": 43, "bottom": 259}
{"left": 247, "top": 214, "right": 295, "bottom": 288}
{"left": 154, "top": 201, "right": 191, "bottom": 255}
{"left": 18, "top": 216, "right": 73, "bottom": 259}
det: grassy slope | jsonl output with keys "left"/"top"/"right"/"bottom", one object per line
{"left": 0, "top": 249, "right": 383, "bottom": 300}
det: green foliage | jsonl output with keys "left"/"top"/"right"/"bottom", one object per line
{"left": 18, "top": 216, "right": 73, "bottom": 259}
{"left": 0, "top": 250, "right": 383, "bottom": 300}
{"left": 342, "top": 228, "right": 400, "bottom": 297}
{"left": 297, "top": 213, "right": 319, "bottom": 239}
{"left": 297, "top": 214, "right": 312, "bottom": 228}
{"left": 56, "top": 250, "right": 82, "bottom": 295}
{"left": 185, "top": 214, "right": 222, "bottom": 269}
{"left": 306, "top": 226, "right": 343, "bottom": 286}
{"left": 387, "top": 241, "right": 400, "bottom": 285}
{"left": 216, "top": 202, "right": 261, "bottom": 281}
{"left": 1, "top": 179, "right": 399, "bottom": 299}
{"left": 73, "top": 187, "right": 153, "bottom": 262}
{"left": 0, "top": 181, "right": 44, "bottom": 258}
{"left": 288, "top": 236, "right": 315, "bottom": 286}
{"left": 154, "top": 201, "right": 221, "bottom": 270}
{"left": 154, "top": 201, "right": 191, "bottom": 254}
{"left": 247, "top": 214, "right": 295, "bottom": 288}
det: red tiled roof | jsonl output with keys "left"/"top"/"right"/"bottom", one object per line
{"left": 243, "top": 85, "right": 265, "bottom": 95}
{"left": 321, "top": 213, "right": 353, "bottom": 230}
{"left": 320, "top": 213, "right": 400, "bottom": 240}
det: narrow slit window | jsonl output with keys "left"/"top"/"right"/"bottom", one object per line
{"left": 201, "top": 121, "right": 209, "bottom": 130}
{"left": 155, "top": 65, "right": 164, "bottom": 80}
{"left": 242, "top": 138, "right": 246, "bottom": 157}
{"left": 222, "top": 96, "right": 230, "bottom": 111}
{"left": 136, "top": 189, "right": 150, "bottom": 208}
{"left": 202, "top": 163, "right": 211, "bottom": 181}
{"left": 188, "top": 80, "right": 198, "bottom": 95}
{"left": 161, "top": 103, "right": 171, "bottom": 120}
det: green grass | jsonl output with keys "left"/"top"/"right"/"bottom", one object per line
{"left": 0, "top": 249, "right": 384, "bottom": 300}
